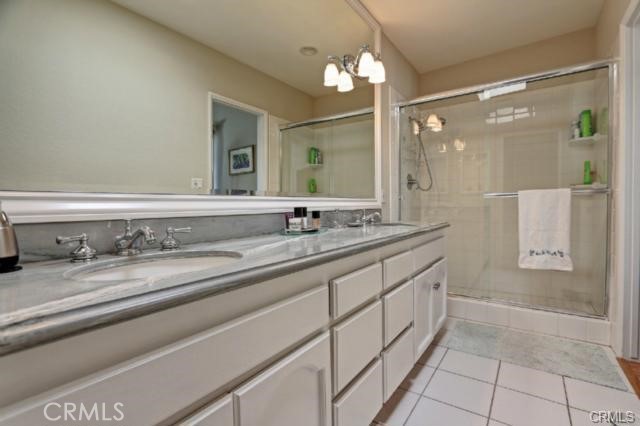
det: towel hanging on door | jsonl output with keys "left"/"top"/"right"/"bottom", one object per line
{"left": 518, "top": 188, "right": 573, "bottom": 271}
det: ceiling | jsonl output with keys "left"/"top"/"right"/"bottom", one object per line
{"left": 361, "top": 0, "right": 605, "bottom": 73}
{"left": 111, "top": 0, "right": 373, "bottom": 97}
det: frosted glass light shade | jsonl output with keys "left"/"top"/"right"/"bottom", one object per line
{"left": 368, "top": 59, "right": 386, "bottom": 83}
{"left": 337, "top": 71, "right": 354, "bottom": 92}
{"left": 324, "top": 63, "right": 339, "bottom": 87}
{"left": 357, "top": 51, "right": 375, "bottom": 77}
{"left": 426, "top": 114, "right": 440, "bottom": 128}
{"left": 454, "top": 138, "right": 466, "bottom": 151}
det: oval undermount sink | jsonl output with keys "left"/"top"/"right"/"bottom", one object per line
{"left": 67, "top": 251, "right": 242, "bottom": 282}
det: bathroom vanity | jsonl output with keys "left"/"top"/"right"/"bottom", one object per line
{"left": 0, "top": 223, "right": 447, "bottom": 426}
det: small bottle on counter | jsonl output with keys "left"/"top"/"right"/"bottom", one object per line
{"left": 301, "top": 207, "right": 309, "bottom": 229}
{"left": 312, "top": 211, "right": 321, "bottom": 229}
{"left": 289, "top": 207, "right": 304, "bottom": 231}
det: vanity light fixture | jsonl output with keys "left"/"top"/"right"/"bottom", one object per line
{"left": 453, "top": 138, "right": 466, "bottom": 151}
{"left": 323, "top": 44, "right": 386, "bottom": 92}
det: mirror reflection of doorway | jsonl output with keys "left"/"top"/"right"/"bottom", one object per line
{"left": 210, "top": 94, "right": 267, "bottom": 195}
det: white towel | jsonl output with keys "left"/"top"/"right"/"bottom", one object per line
{"left": 518, "top": 188, "right": 573, "bottom": 271}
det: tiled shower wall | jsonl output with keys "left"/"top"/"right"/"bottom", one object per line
{"left": 399, "top": 68, "right": 610, "bottom": 316}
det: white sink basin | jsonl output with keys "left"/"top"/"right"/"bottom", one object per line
{"left": 68, "top": 251, "right": 241, "bottom": 282}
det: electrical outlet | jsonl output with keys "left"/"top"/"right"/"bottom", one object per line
{"left": 191, "top": 178, "right": 204, "bottom": 189}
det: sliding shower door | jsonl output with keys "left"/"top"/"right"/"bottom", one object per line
{"left": 399, "top": 66, "right": 611, "bottom": 316}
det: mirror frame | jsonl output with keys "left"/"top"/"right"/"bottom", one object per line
{"left": 0, "top": 0, "right": 382, "bottom": 224}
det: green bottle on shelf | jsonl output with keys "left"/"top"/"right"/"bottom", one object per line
{"left": 308, "top": 147, "right": 318, "bottom": 164}
{"left": 308, "top": 178, "right": 317, "bottom": 193}
{"left": 583, "top": 160, "right": 593, "bottom": 185}
{"left": 580, "top": 110, "right": 593, "bottom": 137}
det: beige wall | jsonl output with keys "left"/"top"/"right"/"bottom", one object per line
{"left": 596, "top": 0, "right": 631, "bottom": 57}
{"left": 312, "top": 86, "right": 374, "bottom": 118}
{"left": 419, "top": 28, "right": 597, "bottom": 96}
{"left": 0, "top": 0, "right": 313, "bottom": 195}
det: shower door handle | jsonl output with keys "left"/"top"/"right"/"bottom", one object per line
{"left": 433, "top": 282, "right": 441, "bottom": 290}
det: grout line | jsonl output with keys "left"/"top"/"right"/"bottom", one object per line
{"left": 420, "top": 395, "right": 490, "bottom": 420}
{"left": 494, "top": 384, "right": 568, "bottom": 406}
{"left": 437, "top": 367, "right": 497, "bottom": 385}
{"left": 562, "top": 376, "right": 573, "bottom": 426}
{"left": 402, "top": 347, "right": 449, "bottom": 426}
{"left": 486, "top": 360, "right": 501, "bottom": 426}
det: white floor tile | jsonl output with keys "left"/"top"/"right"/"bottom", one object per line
{"left": 405, "top": 397, "right": 487, "bottom": 426}
{"left": 491, "top": 387, "right": 570, "bottom": 426}
{"left": 565, "top": 378, "right": 640, "bottom": 415}
{"left": 374, "top": 388, "right": 420, "bottom": 426}
{"left": 497, "top": 362, "right": 565, "bottom": 403}
{"left": 423, "top": 370, "right": 494, "bottom": 416}
{"left": 488, "top": 421, "right": 509, "bottom": 426}
{"left": 416, "top": 345, "right": 447, "bottom": 368}
{"left": 439, "top": 349, "right": 499, "bottom": 383}
{"left": 400, "top": 364, "right": 435, "bottom": 394}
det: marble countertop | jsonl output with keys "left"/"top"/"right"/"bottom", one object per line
{"left": 0, "top": 222, "right": 448, "bottom": 355}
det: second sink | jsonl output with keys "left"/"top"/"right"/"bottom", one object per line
{"left": 67, "top": 251, "right": 242, "bottom": 282}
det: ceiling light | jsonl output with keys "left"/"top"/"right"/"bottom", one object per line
{"left": 323, "top": 45, "right": 385, "bottom": 93}
{"left": 324, "top": 63, "right": 339, "bottom": 87}
{"left": 368, "top": 55, "right": 386, "bottom": 84}
{"left": 299, "top": 46, "right": 318, "bottom": 56}
{"left": 454, "top": 138, "right": 466, "bottom": 151}
{"left": 337, "top": 70, "right": 354, "bottom": 92}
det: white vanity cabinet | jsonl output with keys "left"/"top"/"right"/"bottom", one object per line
{"left": 233, "top": 333, "right": 331, "bottom": 426}
{"left": 179, "top": 395, "right": 233, "bottom": 426}
{"left": 413, "top": 258, "right": 448, "bottom": 360}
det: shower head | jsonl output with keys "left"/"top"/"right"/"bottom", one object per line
{"left": 409, "top": 114, "right": 446, "bottom": 135}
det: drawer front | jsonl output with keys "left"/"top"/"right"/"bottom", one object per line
{"left": 234, "top": 333, "right": 331, "bottom": 426}
{"left": 413, "top": 237, "right": 445, "bottom": 272}
{"left": 331, "top": 263, "right": 382, "bottom": 319}
{"left": 382, "top": 327, "right": 415, "bottom": 401}
{"left": 0, "top": 286, "right": 329, "bottom": 426}
{"left": 383, "top": 280, "right": 413, "bottom": 347}
{"left": 332, "top": 301, "right": 383, "bottom": 395}
{"left": 332, "top": 359, "right": 383, "bottom": 426}
{"left": 382, "top": 251, "right": 414, "bottom": 289}
{"left": 179, "top": 395, "right": 233, "bottom": 426}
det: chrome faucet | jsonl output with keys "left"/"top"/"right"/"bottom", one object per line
{"left": 115, "top": 219, "right": 156, "bottom": 256}
{"left": 362, "top": 210, "right": 382, "bottom": 225}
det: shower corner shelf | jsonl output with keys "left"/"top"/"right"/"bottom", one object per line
{"left": 568, "top": 133, "right": 604, "bottom": 146}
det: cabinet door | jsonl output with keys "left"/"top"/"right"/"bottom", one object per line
{"left": 430, "top": 259, "right": 448, "bottom": 335}
{"left": 179, "top": 395, "right": 233, "bottom": 426}
{"left": 233, "top": 333, "right": 331, "bottom": 426}
{"left": 413, "top": 267, "right": 436, "bottom": 360}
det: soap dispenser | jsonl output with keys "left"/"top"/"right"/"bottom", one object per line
{"left": 0, "top": 202, "right": 20, "bottom": 272}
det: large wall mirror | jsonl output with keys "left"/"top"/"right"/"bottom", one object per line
{"left": 0, "top": 0, "right": 377, "bottom": 206}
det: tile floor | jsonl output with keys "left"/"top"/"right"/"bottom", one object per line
{"left": 374, "top": 321, "right": 640, "bottom": 426}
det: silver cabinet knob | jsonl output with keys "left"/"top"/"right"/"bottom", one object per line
{"left": 433, "top": 282, "right": 441, "bottom": 290}
{"left": 56, "top": 233, "right": 97, "bottom": 262}
{"left": 161, "top": 227, "right": 192, "bottom": 251}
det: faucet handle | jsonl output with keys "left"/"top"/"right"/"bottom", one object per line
{"left": 56, "top": 233, "right": 97, "bottom": 263}
{"left": 161, "top": 227, "right": 191, "bottom": 251}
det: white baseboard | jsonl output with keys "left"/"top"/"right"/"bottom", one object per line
{"left": 447, "top": 295, "right": 611, "bottom": 346}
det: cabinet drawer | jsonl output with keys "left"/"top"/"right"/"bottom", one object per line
{"left": 382, "top": 251, "right": 414, "bottom": 289}
{"left": 179, "top": 395, "right": 233, "bottom": 426}
{"left": 234, "top": 333, "right": 331, "bottom": 426}
{"left": 382, "top": 327, "right": 415, "bottom": 401}
{"left": 0, "top": 286, "right": 329, "bottom": 426}
{"left": 331, "top": 263, "right": 382, "bottom": 319}
{"left": 413, "top": 237, "right": 444, "bottom": 272}
{"left": 333, "top": 359, "right": 383, "bottom": 426}
{"left": 332, "top": 301, "right": 383, "bottom": 395}
{"left": 383, "top": 280, "right": 413, "bottom": 347}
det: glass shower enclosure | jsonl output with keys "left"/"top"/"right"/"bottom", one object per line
{"left": 398, "top": 63, "right": 613, "bottom": 317}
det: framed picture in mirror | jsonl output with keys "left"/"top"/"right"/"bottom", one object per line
{"left": 229, "top": 145, "right": 255, "bottom": 175}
